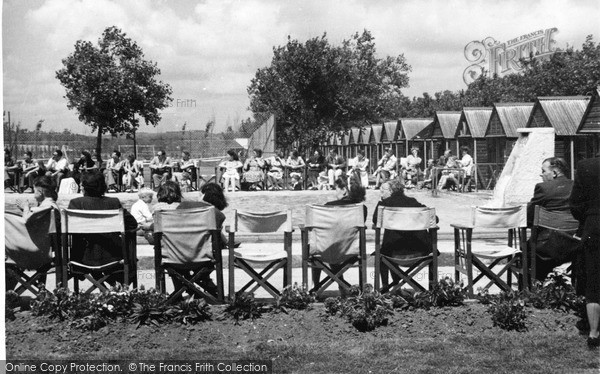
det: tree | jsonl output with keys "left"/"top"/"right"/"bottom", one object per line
{"left": 56, "top": 26, "right": 172, "bottom": 157}
{"left": 248, "top": 30, "right": 411, "bottom": 151}
{"left": 463, "top": 36, "right": 600, "bottom": 105}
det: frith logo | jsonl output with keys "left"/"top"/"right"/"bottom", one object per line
{"left": 463, "top": 28, "right": 559, "bottom": 84}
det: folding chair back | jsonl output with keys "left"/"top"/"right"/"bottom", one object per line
{"left": 374, "top": 206, "right": 438, "bottom": 293}
{"left": 154, "top": 207, "right": 217, "bottom": 264}
{"left": 375, "top": 205, "right": 436, "bottom": 231}
{"left": 233, "top": 210, "right": 292, "bottom": 234}
{"left": 305, "top": 204, "right": 365, "bottom": 263}
{"left": 61, "top": 209, "right": 132, "bottom": 293}
{"left": 530, "top": 205, "right": 580, "bottom": 282}
{"left": 154, "top": 206, "right": 223, "bottom": 303}
{"left": 533, "top": 206, "right": 579, "bottom": 231}
{"left": 453, "top": 205, "right": 528, "bottom": 298}
{"left": 302, "top": 204, "right": 367, "bottom": 296}
{"left": 228, "top": 210, "right": 293, "bottom": 299}
{"left": 5, "top": 208, "right": 56, "bottom": 270}
{"left": 5, "top": 207, "right": 59, "bottom": 295}
{"left": 471, "top": 205, "right": 527, "bottom": 229}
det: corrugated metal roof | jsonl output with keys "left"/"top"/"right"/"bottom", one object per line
{"left": 491, "top": 103, "right": 534, "bottom": 138}
{"left": 399, "top": 118, "right": 434, "bottom": 140}
{"left": 433, "top": 112, "right": 461, "bottom": 139}
{"left": 358, "top": 127, "right": 372, "bottom": 144}
{"left": 349, "top": 128, "right": 361, "bottom": 144}
{"left": 458, "top": 107, "right": 493, "bottom": 138}
{"left": 370, "top": 124, "right": 383, "bottom": 143}
{"left": 529, "top": 96, "right": 591, "bottom": 136}
{"left": 578, "top": 89, "right": 600, "bottom": 134}
{"left": 383, "top": 121, "right": 399, "bottom": 142}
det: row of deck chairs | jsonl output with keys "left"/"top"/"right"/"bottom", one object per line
{"left": 5, "top": 203, "right": 580, "bottom": 303}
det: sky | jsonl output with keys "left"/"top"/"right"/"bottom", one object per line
{"left": 2, "top": 0, "right": 599, "bottom": 134}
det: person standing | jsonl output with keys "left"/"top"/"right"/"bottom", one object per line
{"left": 570, "top": 156, "right": 600, "bottom": 348}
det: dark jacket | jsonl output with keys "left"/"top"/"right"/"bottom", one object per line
{"left": 570, "top": 157, "right": 600, "bottom": 226}
{"left": 526, "top": 176, "right": 576, "bottom": 263}
{"left": 68, "top": 196, "right": 137, "bottom": 266}
{"left": 527, "top": 176, "right": 573, "bottom": 226}
{"left": 372, "top": 193, "right": 434, "bottom": 258}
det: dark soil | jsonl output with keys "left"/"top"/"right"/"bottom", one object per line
{"left": 5, "top": 302, "right": 581, "bottom": 359}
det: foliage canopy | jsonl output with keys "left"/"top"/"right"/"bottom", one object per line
{"left": 56, "top": 26, "right": 172, "bottom": 157}
{"left": 248, "top": 30, "right": 411, "bottom": 151}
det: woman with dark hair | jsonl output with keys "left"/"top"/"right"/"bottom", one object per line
{"left": 154, "top": 180, "right": 183, "bottom": 211}
{"left": 311, "top": 176, "right": 367, "bottom": 294}
{"left": 67, "top": 170, "right": 137, "bottom": 268}
{"left": 219, "top": 149, "right": 243, "bottom": 192}
{"left": 72, "top": 150, "right": 96, "bottom": 186}
{"left": 242, "top": 148, "right": 266, "bottom": 191}
{"left": 200, "top": 182, "right": 229, "bottom": 211}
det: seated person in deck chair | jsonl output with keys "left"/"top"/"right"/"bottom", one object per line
{"left": 68, "top": 171, "right": 138, "bottom": 284}
{"left": 527, "top": 157, "right": 578, "bottom": 281}
{"left": 372, "top": 178, "right": 438, "bottom": 288}
{"left": 312, "top": 177, "right": 367, "bottom": 295}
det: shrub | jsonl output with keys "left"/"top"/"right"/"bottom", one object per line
{"left": 487, "top": 292, "right": 527, "bottom": 332}
{"left": 168, "top": 297, "right": 212, "bottom": 325}
{"left": 325, "top": 285, "right": 393, "bottom": 332}
{"left": 386, "top": 278, "right": 466, "bottom": 310}
{"left": 224, "top": 293, "right": 263, "bottom": 323}
{"left": 5, "top": 290, "right": 20, "bottom": 321}
{"left": 276, "top": 283, "right": 315, "bottom": 311}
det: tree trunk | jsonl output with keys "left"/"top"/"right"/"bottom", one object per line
{"left": 96, "top": 124, "right": 103, "bottom": 162}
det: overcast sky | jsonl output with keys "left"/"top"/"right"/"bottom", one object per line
{"left": 2, "top": 0, "right": 599, "bottom": 134}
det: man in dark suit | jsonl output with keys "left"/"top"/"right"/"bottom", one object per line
{"left": 570, "top": 156, "right": 600, "bottom": 348}
{"left": 527, "top": 157, "right": 576, "bottom": 281}
{"left": 373, "top": 179, "right": 437, "bottom": 288}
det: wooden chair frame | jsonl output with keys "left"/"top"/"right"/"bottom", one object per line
{"left": 452, "top": 206, "right": 528, "bottom": 298}
{"left": 300, "top": 205, "right": 367, "bottom": 297}
{"left": 530, "top": 205, "right": 580, "bottom": 285}
{"left": 5, "top": 208, "right": 62, "bottom": 296}
{"left": 61, "top": 209, "right": 136, "bottom": 294}
{"left": 227, "top": 210, "right": 293, "bottom": 299}
{"left": 373, "top": 207, "right": 439, "bottom": 294}
{"left": 153, "top": 208, "right": 224, "bottom": 304}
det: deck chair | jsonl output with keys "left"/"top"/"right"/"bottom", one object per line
{"left": 5, "top": 207, "right": 61, "bottom": 296}
{"left": 227, "top": 210, "right": 293, "bottom": 299}
{"left": 153, "top": 207, "right": 224, "bottom": 304}
{"left": 452, "top": 205, "right": 528, "bottom": 298}
{"left": 530, "top": 205, "right": 580, "bottom": 284}
{"left": 301, "top": 204, "right": 367, "bottom": 297}
{"left": 374, "top": 206, "right": 439, "bottom": 293}
{"left": 61, "top": 209, "right": 137, "bottom": 293}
